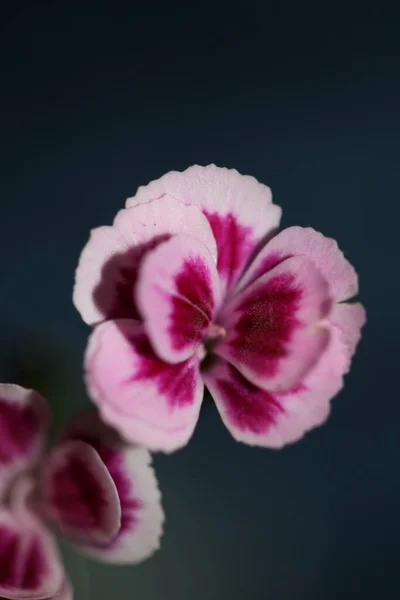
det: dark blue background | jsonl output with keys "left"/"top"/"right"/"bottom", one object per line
{"left": 0, "top": 3, "right": 398, "bottom": 598}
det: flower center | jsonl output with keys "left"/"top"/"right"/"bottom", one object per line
{"left": 206, "top": 323, "right": 227, "bottom": 341}
{"left": 196, "top": 322, "right": 227, "bottom": 361}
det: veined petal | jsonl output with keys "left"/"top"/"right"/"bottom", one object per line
{"left": 126, "top": 165, "right": 282, "bottom": 293}
{"left": 137, "top": 234, "right": 222, "bottom": 364}
{"left": 204, "top": 326, "right": 346, "bottom": 448}
{"left": 40, "top": 441, "right": 121, "bottom": 548}
{"left": 0, "top": 385, "right": 48, "bottom": 502}
{"left": 0, "top": 478, "right": 64, "bottom": 600}
{"left": 57, "top": 409, "right": 164, "bottom": 565}
{"left": 238, "top": 226, "right": 359, "bottom": 302}
{"left": 85, "top": 320, "right": 204, "bottom": 452}
{"left": 73, "top": 195, "right": 217, "bottom": 326}
{"left": 216, "top": 256, "right": 331, "bottom": 392}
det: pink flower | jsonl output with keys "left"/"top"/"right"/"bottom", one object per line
{"left": 74, "top": 164, "right": 365, "bottom": 453}
{"left": 0, "top": 384, "right": 164, "bottom": 600}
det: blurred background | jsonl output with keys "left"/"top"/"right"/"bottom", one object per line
{"left": 0, "top": 2, "right": 398, "bottom": 598}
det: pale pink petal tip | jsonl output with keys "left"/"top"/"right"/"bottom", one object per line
{"left": 48, "top": 578, "right": 74, "bottom": 600}
{"left": 0, "top": 384, "right": 49, "bottom": 501}
{"left": 329, "top": 302, "right": 366, "bottom": 372}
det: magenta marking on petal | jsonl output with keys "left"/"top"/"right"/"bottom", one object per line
{"left": 93, "top": 234, "right": 171, "bottom": 321}
{"left": 66, "top": 435, "right": 142, "bottom": 548}
{"left": 215, "top": 364, "right": 284, "bottom": 434}
{"left": 0, "top": 399, "right": 39, "bottom": 465}
{"left": 126, "top": 333, "right": 197, "bottom": 408}
{"left": 243, "top": 251, "right": 283, "bottom": 287}
{"left": 170, "top": 256, "right": 214, "bottom": 351}
{"left": 48, "top": 451, "right": 110, "bottom": 533}
{"left": 101, "top": 452, "right": 141, "bottom": 543}
{"left": 0, "top": 529, "right": 47, "bottom": 592}
{"left": 0, "top": 525, "right": 19, "bottom": 588}
{"left": 91, "top": 446, "right": 142, "bottom": 547}
{"left": 228, "top": 272, "right": 302, "bottom": 379}
{"left": 203, "top": 211, "right": 255, "bottom": 288}
{"left": 21, "top": 536, "right": 46, "bottom": 590}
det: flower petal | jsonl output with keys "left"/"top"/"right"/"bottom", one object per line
{"left": 329, "top": 302, "right": 366, "bottom": 372}
{"left": 238, "top": 226, "right": 359, "bottom": 302}
{"left": 46, "top": 579, "right": 73, "bottom": 600}
{"left": 0, "top": 478, "right": 64, "bottom": 600}
{"left": 0, "top": 385, "right": 48, "bottom": 502}
{"left": 73, "top": 195, "right": 217, "bottom": 326}
{"left": 204, "top": 326, "right": 346, "bottom": 448}
{"left": 57, "top": 409, "right": 164, "bottom": 565}
{"left": 113, "top": 195, "right": 217, "bottom": 262}
{"left": 136, "top": 234, "right": 221, "bottom": 364}
{"left": 40, "top": 441, "right": 121, "bottom": 547}
{"left": 85, "top": 319, "right": 204, "bottom": 452}
{"left": 216, "top": 256, "right": 331, "bottom": 392}
{"left": 73, "top": 226, "right": 130, "bottom": 325}
{"left": 126, "top": 165, "right": 282, "bottom": 293}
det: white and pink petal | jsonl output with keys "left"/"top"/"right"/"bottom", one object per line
{"left": 40, "top": 441, "right": 121, "bottom": 548}
{"left": 127, "top": 165, "right": 282, "bottom": 293}
{"left": 73, "top": 226, "right": 130, "bottom": 325}
{"left": 137, "top": 234, "right": 222, "bottom": 364}
{"left": 114, "top": 194, "right": 217, "bottom": 263}
{"left": 73, "top": 195, "right": 217, "bottom": 326}
{"left": 328, "top": 302, "right": 366, "bottom": 372}
{"left": 204, "top": 325, "right": 346, "bottom": 448}
{"left": 0, "top": 385, "right": 48, "bottom": 502}
{"left": 56, "top": 409, "right": 164, "bottom": 565}
{"left": 238, "top": 226, "right": 359, "bottom": 302}
{"left": 216, "top": 256, "right": 332, "bottom": 392}
{"left": 85, "top": 319, "right": 204, "bottom": 453}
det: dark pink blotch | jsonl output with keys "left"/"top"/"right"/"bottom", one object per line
{"left": 0, "top": 526, "right": 47, "bottom": 591}
{"left": 0, "top": 399, "right": 39, "bottom": 465}
{"left": 169, "top": 256, "right": 214, "bottom": 351}
{"left": 203, "top": 211, "right": 255, "bottom": 288}
{"left": 65, "top": 427, "right": 143, "bottom": 550}
{"left": 20, "top": 536, "right": 46, "bottom": 590}
{"left": 215, "top": 363, "right": 283, "bottom": 434}
{"left": 97, "top": 448, "right": 141, "bottom": 547}
{"left": 93, "top": 234, "right": 171, "bottom": 321}
{"left": 84, "top": 442, "right": 141, "bottom": 549}
{"left": 128, "top": 334, "right": 197, "bottom": 408}
{"left": 228, "top": 272, "right": 302, "bottom": 378}
{"left": 48, "top": 451, "right": 110, "bottom": 533}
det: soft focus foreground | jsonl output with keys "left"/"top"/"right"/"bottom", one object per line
{"left": 0, "top": 384, "right": 164, "bottom": 600}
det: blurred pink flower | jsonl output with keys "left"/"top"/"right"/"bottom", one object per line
{"left": 0, "top": 384, "right": 164, "bottom": 600}
{"left": 74, "top": 165, "right": 365, "bottom": 453}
